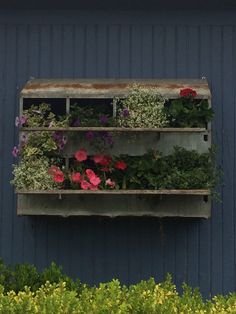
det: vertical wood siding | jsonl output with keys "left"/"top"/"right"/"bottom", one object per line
{"left": 0, "top": 10, "right": 235, "bottom": 297}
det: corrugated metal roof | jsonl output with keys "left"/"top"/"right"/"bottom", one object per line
{"left": 21, "top": 79, "right": 211, "bottom": 99}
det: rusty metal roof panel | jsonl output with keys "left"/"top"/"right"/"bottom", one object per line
{"left": 20, "top": 79, "right": 211, "bottom": 99}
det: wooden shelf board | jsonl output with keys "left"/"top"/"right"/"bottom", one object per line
{"left": 20, "top": 127, "right": 207, "bottom": 132}
{"left": 16, "top": 189, "right": 210, "bottom": 195}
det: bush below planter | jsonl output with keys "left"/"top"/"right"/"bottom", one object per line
{"left": 0, "top": 260, "right": 235, "bottom": 313}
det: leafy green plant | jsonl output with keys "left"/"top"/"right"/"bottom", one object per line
{"left": 21, "top": 103, "right": 69, "bottom": 128}
{"left": 11, "top": 156, "right": 59, "bottom": 190}
{"left": 121, "top": 147, "right": 219, "bottom": 192}
{"left": 116, "top": 85, "right": 168, "bottom": 128}
{"left": 69, "top": 104, "right": 115, "bottom": 127}
{"left": 0, "top": 259, "right": 83, "bottom": 294}
{"left": 165, "top": 93, "right": 213, "bottom": 128}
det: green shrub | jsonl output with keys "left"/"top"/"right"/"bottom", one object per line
{"left": 0, "top": 260, "right": 236, "bottom": 313}
{"left": 0, "top": 260, "right": 83, "bottom": 294}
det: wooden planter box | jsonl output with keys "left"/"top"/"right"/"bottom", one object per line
{"left": 17, "top": 190, "right": 211, "bottom": 218}
{"left": 17, "top": 79, "right": 212, "bottom": 218}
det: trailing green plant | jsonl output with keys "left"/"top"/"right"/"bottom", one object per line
{"left": 116, "top": 85, "right": 168, "bottom": 128}
{"left": 11, "top": 156, "right": 60, "bottom": 190}
{"left": 19, "top": 103, "right": 69, "bottom": 128}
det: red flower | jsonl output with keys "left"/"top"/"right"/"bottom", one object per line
{"left": 90, "top": 175, "right": 101, "bottom": 186}
{"left": 85, "top": 169, "right": 101, "bottom": 186}
{"left": 81, "top": 180, "right": 90, "bottom": 190}
{"left": 179, "top": 88, "right": 197, "bottom": 98}
{"left": 101, "top": 167, "right": 110, "bottom": 172}
{"left": 85, "top": 169, "right": 96, "bottom": 179}
{"left": 106, "top": 178, "right": 116, "bottom": 188}
{"left": 53, "top": 171, "right": 65, "bottom": 183}
{"left": 93, "top": 155, "right": 112, "bottom": 166}
{"left": 48, "top": 166, "right": 65, "bottom": 183}
{"left": 89, "top": 184, "right": 98, "bottom": 191}
{"left": 114, "top": 161, "right": 127, "bottom": 170}
{"left": 74, "top": 149, "right": 87, "bottom": 162}
{"left": 71, "top": 172, "right": 81, "bottom": 183}
{"left": 48, "top": 165, "right": 60, "bottom": 175}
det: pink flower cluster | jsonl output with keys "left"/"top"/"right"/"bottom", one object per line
{"left": 47, "top": 149, "right": 127, "bottom": 190}
{"left": 71, "top": 169, "right": 101, "bottom": 190}
{"left": 48, "top": 166, "right": 65, "bottom": 183}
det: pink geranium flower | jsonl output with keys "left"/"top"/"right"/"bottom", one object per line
{"left": 85, "top": 169, "right": 96, "bottom": 179}
{"left": 89, "top": 184, "right": 98, "bottom": 191}
{"left": 48, "top": 165, "right": 60, "bottom": 175}
{"left": 106, "top": 178, "right": 116, "bottom": 188}
{"left": 93, "top": 155, "right": 105, "bottom": 164}
{"left": 53, "top": 170, "right": 65, "bottom": 183}
{"left": 81, "top": 180, "right": 90, "bottom": 190}
{"left": 93, "top": 155, "right": 112, "bottom": 166}
{"left": 85, "top": 169, "right": 101, "bottom": 186}
{"left": 90, "top": 175, "right": 101, "bottom": 186}
{"left": 74, "top": 149, "right": 87, "bottom": 162}
{"left": 71, "top": 172, "right": 81, "bottom": 183}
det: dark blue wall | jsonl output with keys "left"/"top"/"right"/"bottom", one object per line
{"left": 0, "top": 9, "right": 235, "bottom": 297}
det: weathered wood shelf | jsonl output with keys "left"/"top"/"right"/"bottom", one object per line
{"left": 17, "top": 189, "right": 211, "bottom": 218}
{"left": 17, "top": 78, "right": 212, "bottom": 218}
{"left": 17, "top": 189, "right": 210, "bottom": 195}
{"left": 20, "top": 127, "right": 208, "bottom": 132}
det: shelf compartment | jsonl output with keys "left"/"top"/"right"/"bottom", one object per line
{"left": 17, "top": 190, "right": 211, "bottom": 218}
{"left": 20, "top": 128, "right": 210, "bottom": 156}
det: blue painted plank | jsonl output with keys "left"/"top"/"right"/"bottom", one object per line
{"left": 130, "top": 25, "right": 142, "bottom": 78}
{"left": 0, "top": 25, "right": 6, "bottom": 260}
{"left": 164, "top": 26, "right": 177, "bottom": 78}
{"left": 150, "top": 219, "right": 164, "bottom": 282}
{"left": 119, "top": 25, "right": 131, "bottom": 78}
{"left": 198, "top": 25, "right": 211, "bottom": 298}
{"left": 62, "top": 25, "right": 74, "bottom": 77}
{"left": 210, "top": 25, "right": 223, "bottom": 296}
{"left": 96, "top": 25, "right": 108, "bottom": 77}
{"left": 108, "top": 25, "right": 120, "bottom": 78}
{"left": 152, "top": 25, "right": 165, "bottom": 77}
{"left": 141, "top": 26, "right": 153, "bottom": 78}
{"left": 85, "top": 25, "right": 96, "bottom": 78}
{"left": 222, "top": 26, "right": 235, "bottom": 294}
{"left": 175, "top": 221, "right": 187, "bottom": 290}
{"left": 12, "top": 25, "right": 28, "bottom": 264}
{"left": 2, "top": 25, "right": 17, "bottom": 264}
{"left": 51, "top": 25, "right": 63, "bottom": 77}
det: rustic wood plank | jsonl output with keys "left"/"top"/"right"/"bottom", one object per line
{"left": 20, "top": 78, "right": 211, "bottom": 99}
{"left": 16, "top": 189, "right": 211, "bottom": 195}
{"left": 17, "top": 194, "right": 211, "bottom": 218}
{"left": 20, "top": 127, "right": 207, "bottom": 132}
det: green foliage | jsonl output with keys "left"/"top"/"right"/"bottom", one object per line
{"left": 0, "top": 260, "right": 83, "bottom": 295}
{"left": 165, "top": 98, "right": 214, "bottom": 127}
{"left": 0, "top": 268, "right": 235, "bottom": 313}
{"left": 11, "top": 156, "right": 57, "bottom": 190}
{"left": 21, "top": 132, "right": 58, "bottom": 159}
{"left": 23, "top": 103, "right": 69, "bottom": 128}
{"left": 70, "top": 104, "right": 115, "bottom": 127}
{"left": 117, "top": 85, "right": 168, "bottom": 128}
{"left": 120, "top": 147, "right": 219, "bottom": 192}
